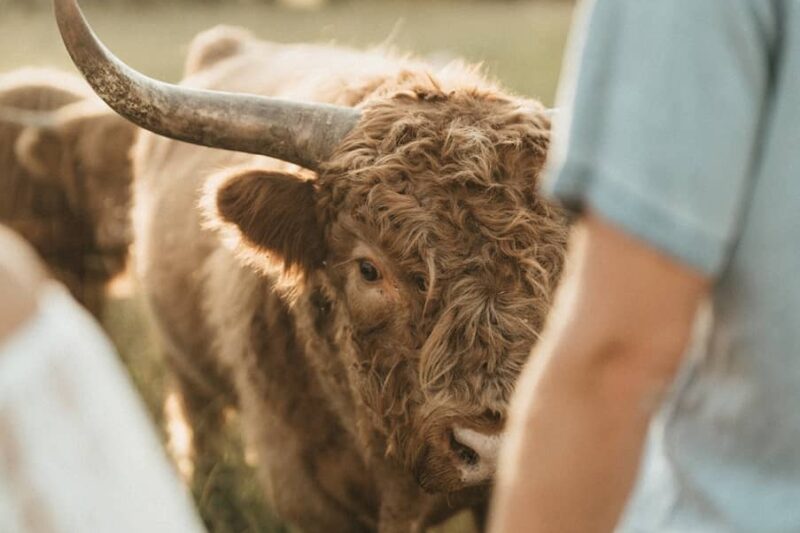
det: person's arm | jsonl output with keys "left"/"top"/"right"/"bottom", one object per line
{"left": 0, "top": 226, "right": 47, "bottom": 342}
{"left": 489, "top": 212, "right": 709, "bottom": 533}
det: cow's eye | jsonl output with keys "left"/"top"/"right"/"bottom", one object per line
{"left": 359, "top": 259, "right": 381, "bottom": 282}
{"left": 414, "top": 274, "right": 428, "bottom": 293}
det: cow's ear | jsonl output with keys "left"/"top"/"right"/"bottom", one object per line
{"left": 209, "top": 170, "right": 326, "bottom": 273}
{"left": 14, "top": 126, "right": 65, "bottom": 182}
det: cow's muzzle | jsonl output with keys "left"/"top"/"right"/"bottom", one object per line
{"left": 413, "top": 419, "right": 505, "bottom": 493}
{"left": 448, "top": 426, "right": 503, "bottom": 486}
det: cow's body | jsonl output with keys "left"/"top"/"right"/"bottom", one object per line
{"left": 132, "top": 26, "right": 568, "bottom": 532}
{"left": 0, "top": 68, "right": 135, "bottom": 317}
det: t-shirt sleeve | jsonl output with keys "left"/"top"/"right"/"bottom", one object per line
{"left": 545, "top": 0, "right": 777, "bottom": 276}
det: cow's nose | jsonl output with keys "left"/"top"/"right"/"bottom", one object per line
{"left": 448, "top": 425, "right": 503, "bottom": 485}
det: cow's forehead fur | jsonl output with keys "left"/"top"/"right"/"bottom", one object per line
{"left": 314, "top": 77, "right": 567, "bottom": 449}
{"left": 320, "top": 76, "right": 560, "bottom": 276}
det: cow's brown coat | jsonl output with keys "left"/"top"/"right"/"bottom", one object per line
{"left": 0, "top": 68, "right": 135, "bottom": 316}
{"left": 134, "top": 26, "right": 568, "bottom": 532}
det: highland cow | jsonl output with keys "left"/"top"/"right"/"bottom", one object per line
{"left": 0, "top": 68, "right": 135, "bottom": 317}
{"left": 56, "top": 1, "right": 568, "bottom": 531}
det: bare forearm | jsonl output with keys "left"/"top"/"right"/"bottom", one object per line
{"left": 490, "top": 339, "right": 662, "bottom": 533}
{"left": 489, "top": 214, "right": 708, "bottom": 533}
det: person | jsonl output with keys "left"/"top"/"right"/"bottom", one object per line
{"left": 490, "top": 1, "right": 800, "bottom": 532}
{"left": 0, "top": 226, "right": 205, "bottom": 533}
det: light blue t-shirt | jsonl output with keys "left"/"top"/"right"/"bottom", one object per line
{"left": 546, "top": 1, "right": 800, "bottom": 531}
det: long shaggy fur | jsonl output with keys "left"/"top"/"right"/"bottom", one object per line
{"left": 134, "top": 26, "right": 568, "bottom": 532}
{"left": 318, "top": 77, "right": 565, "bottom": 482}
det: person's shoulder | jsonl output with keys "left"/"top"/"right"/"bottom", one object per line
{"left": 0, "top": 226, "right": 48, "bottom": 343}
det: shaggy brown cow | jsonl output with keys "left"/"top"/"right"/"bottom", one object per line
{"left": 56, "top": 1, "right": 568, "bottom": 531}
{"left": 0, "top": 68, "right": 135, "bottom": 316}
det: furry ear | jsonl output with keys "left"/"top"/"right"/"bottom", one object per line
{"left": 213, "top": 170, "right": 326, "bottom": 273}
{"left": 14, "top": 126, "right": 65, "bottom": 182}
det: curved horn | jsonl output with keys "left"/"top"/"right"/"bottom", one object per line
{"left": 53, "top": 0, "right": 361, "bottom": 170}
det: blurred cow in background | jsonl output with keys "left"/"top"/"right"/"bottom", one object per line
{"left": 0, "top": 68, "right": 135, "bottom": 317}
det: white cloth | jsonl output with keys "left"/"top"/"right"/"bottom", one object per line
{"left": 0, "top": 286, "right": 205, "bottom": 533}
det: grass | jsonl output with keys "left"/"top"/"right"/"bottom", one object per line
{"left": 4, "top": 1, "right": 575, "bottom": 531}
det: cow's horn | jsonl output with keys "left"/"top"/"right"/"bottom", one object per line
{"left": 53, "top": 0, "right": 361, "bottom": 170}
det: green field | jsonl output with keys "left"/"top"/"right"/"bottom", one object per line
{"left": 2, "top": 1, "right": 574, "bottom": 531}
{"left": 0, "top": 1, "right": 572, "bottom": 105}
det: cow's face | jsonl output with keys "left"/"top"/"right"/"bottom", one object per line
{"left": 16, "top": 106, "right": 134, "bottom": 258}
{"left": 68, "top": 111, "right": 135, "bottom": 258}
{"left": 208, "top": 89, "right": 567, "bottom": 493}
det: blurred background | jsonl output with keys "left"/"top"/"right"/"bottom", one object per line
{"left": 0, "top": 1, "right": 575, "bottom": 531}
{"left": 0, "top": 0, "right": 573, "bottom": 105}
